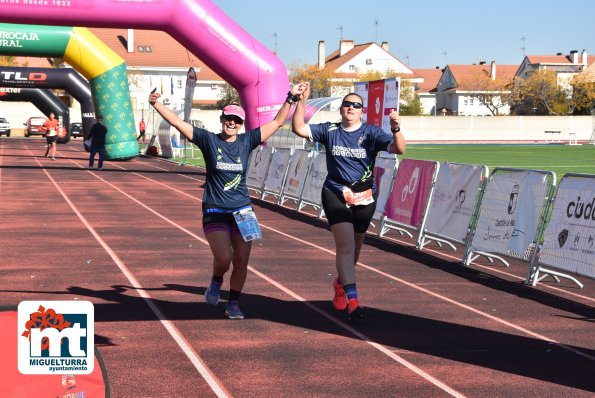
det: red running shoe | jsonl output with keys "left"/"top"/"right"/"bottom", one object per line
{"left": 348, "top": 298, "right": 364, "bottom": 320}
{"left": 332, "top": 277, "right": 348, "bottom": 311}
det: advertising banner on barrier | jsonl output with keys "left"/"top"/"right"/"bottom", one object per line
{"left": 301, "top": 153, "right": 327, "bottom": 205}
{"left": 425, "top": 163, "right": 483, "bottom": 241}
{"left": 247, "top": 145, "right": 273, "bottom": 190}
{"left": 538, "top": 176, "right": 595, "bottom": 278}
{"left": 283, "top": 149, "right": 313, "bottom": 199}
{"left": 263, "top": 148, "right": 292, "bottom": 195}
{"left": 384, "top": 159, "right": 436, "bottom": 227}
{"left": 354, "top": 77, "right": 400, "bottom": 134}
{"left": 373, "top": 153, "right": 398, "bottom": 220}
{"left": 471, "top": 170, "right": 548, "bottom": 257}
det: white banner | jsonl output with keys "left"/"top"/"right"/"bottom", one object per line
{"left": 373, "top": 152, "right": 398, "bottom": 220}
{"left": 247, "top": 145, "right": 273, "bottom": 190}
{"left": 354, "top": 78, "right": 400, "bottom": 133}
{"left": 538, "top": 175, "right": 595, "bottom": 279}
{"left": 282, "top": 149, "right": 314, "bottom": 199}
{"left": 471, "top": 170, "right": 549, "bottom": 258}
{"left": 183, "top": 68, "right": 196, "bottom": 123}
{"left": 425, "top": 163, "right": 484, "bottom": 242}
{"left": 301, "top": 153, "right": 327, "bottom": 205}
{"left": 263, "top": 148, "right": 292, "bottom": 195}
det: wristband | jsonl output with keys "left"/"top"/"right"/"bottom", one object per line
{"left": 391, "top": 126, "right": 401, "bottom": 133}
{"left": 286, "top": 91, "right": 300, "bottom": 105}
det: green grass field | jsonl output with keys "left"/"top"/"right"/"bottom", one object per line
{"left": 402, "top": 144, "right": 595, "bottom": 177}
{"left": 173, "top": 143, "right": 595, "bottom": 178}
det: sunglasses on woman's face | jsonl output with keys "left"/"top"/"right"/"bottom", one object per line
{"left": 223, "top": 115, "right": 244, "bottom": 124}
{"left": 341, "top": 100, "right": 363, "bottom": 109}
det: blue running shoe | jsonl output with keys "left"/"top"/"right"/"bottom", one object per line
{"left": 204, "top": 282, "right": 221, "bottom": 306}
{"left": 225, "top": 301, "right": 244, "bottom": 319}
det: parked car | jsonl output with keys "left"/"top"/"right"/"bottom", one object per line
{"left": 0, "top": 117, "right": 10, "bottom": 137}
{"left": 70, "top": 122, "right": 83, "bottom": 138}
{"left": 24, "top": 116, "right": 47, "bottom": 137}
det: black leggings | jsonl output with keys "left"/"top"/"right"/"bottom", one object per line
{"left": 321, "top": 188, "right": 376, "bottom": 233}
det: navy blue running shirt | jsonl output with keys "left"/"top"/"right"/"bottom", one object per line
{"left": 308, "top": 122, "right": 392, "bottom": 195}
{"left": 192, "top": 127, "right": 261, "bottom": 209}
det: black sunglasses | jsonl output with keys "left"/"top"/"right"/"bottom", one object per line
{"left": 341, "top": 100, "right": 363, "bottom": 109}
{"left": 223, "top": 115, "right": 244, "bottom": 124}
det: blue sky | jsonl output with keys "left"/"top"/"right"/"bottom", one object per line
{"left": 211, "top": 0, "right": 595, "bottom": 69}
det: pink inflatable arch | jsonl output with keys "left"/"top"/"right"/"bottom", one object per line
{"left": 0, "top": 0, "right": 289, "bottom": 130}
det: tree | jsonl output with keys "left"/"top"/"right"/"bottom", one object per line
{"left": 216, "top": 82, "right": 240, "bottom": 109}
{"left": 570, "top": 74, "right": 595, "bottom": 115}
{"left": 289, "top": 62, "right": 350, "bottom": 97}
{"left": 509, "top": 70, "right": 595, "bottom": 115}
{"left": 458, "top": 67, "right": 512, "bottom": 115}
{"left": 0, "top": 56, "right": 17, "bottom": 66}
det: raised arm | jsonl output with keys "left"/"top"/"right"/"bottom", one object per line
{"left": 259, "top": 82, "right": 308, "bottom": 142}
{"left": 388, "top": 109, "right": 406, "bottom": 155}
{"left": 148, "top": 90, "right": 193, "bottom": 140}
{"left": 291, "top": 82, "right": 311, "bottom": 138}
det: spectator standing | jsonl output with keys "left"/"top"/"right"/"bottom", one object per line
{"left": 88, "top": 115, "right": 108, "bottom": 170}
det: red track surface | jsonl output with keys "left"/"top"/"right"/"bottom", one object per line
{"left": 1, "top": 138, "right": 594, "bottom": 398}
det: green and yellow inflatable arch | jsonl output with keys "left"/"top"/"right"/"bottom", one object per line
{"left": 0, "top": 23, "right": 138, "bottom": 160}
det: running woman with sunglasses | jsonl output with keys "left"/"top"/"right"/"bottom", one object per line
{"left": 292, "top": 83, "right": 406, "bottom": 320}
{"left": 149, "top": 83, "right": 307, "bottom": 319}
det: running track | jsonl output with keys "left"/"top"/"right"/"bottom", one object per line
{"left": 1, "top": 138, "right": 594, "bottom": 397}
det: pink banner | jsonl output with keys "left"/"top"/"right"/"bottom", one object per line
{"left": 366, "top": 79, "right": 384, "bottom": 127}
{"left": 384, "top": 159, "right": 436, "bottom": 227}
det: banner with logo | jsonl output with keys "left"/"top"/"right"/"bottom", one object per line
{"left": 470, "top": 170, "right": 549, "bottom": 258}
{"left": 247, "top": 145, "right": 274, "bottom": 191}
{"left": 262, "top": 148, "right": 292, "bottom": 197}
{"left": 281, "top": 149, "right": 314, "bottom": 200}
{"left": 354, "top": 77, "right": 400, "bottom": 134}
{"left": 372, "top": 152, "right": 398, "bottom": 220}
{"left": 183, "top": 68, "right": 196, "bottom": 123}
{"left": 300, "top": 152, "right": 327, "bottom": 207}
{"left": 0, "top": 303, "right": 108, "bottom": 396}
{"left": 425, "top": 163, "right": 484, "bottom": 242}
{"left": 538, "top": 175, "right": 595, "bottom": 279}
{"left": 384, "top": 159, "right": 436, "bottom": 227}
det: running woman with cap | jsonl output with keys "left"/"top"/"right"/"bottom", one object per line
{"left": 292, "top": 83, "right": 406, "bottom": 320}
{"left": 149, "top": 83, "right": 307, "bottom": 319}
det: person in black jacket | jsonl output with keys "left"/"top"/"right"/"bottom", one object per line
{"left": 88, "top": 115, "right": 108, "bottom": 170}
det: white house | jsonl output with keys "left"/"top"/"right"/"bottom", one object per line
{"left": 435, "top": 62, "right": 518, "bottom": 116}
{"left": 411, "top": 68, "right": 442, "bottom": 115}
{"left": 317, "top": 39, "right": 414, "bottom": 97}
{"left": 86, "top": 28, "right": 226, "bottom": 111}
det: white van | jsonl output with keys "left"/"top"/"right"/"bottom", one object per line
{"left": 0, "top": 117, "right": 11, "bottom": 137}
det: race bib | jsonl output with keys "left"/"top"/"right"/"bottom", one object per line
{"left": 342, "top": 187, "right": 375, "bottom": 207}
{"left": 48, "top": 128, "right": 57, "bottom": 137}
{"left": 233, "top": 207, "right": 262, "bottom": 242}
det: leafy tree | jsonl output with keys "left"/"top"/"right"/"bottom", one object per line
{"left": 289, "top": 63, "right": 424, "bottom": 115}
{"left": 457, "top": 67, "right": 513, "bottom": 115}
{"left": 0, "top": 56, "right": 17, "bottom": 66}
{"left": 216, "top": 82, "right": 240, "bottom": 109}
{"left": 509, "top": 70, "right": 595, "bottom": 115}
{"left": 569, "top": 74, "right": 595, "bottom": 115}
{"left": 289, "top": 62, "right": 350, "bottom": 97}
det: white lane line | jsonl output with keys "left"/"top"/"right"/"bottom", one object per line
{"left": 122, "top": 156, "right": 595, "bottom": 301}
{"left": 27, "top": 148, "right": 231, "bottom": 398}
{"left": 68, "top": 150, "right": 595, "bottom": 370}
{"left": 64, "top": 156, "right": 466, "bottom": 397}
{"left": 107, "top": 159, "right": 595, "bottom": 362}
